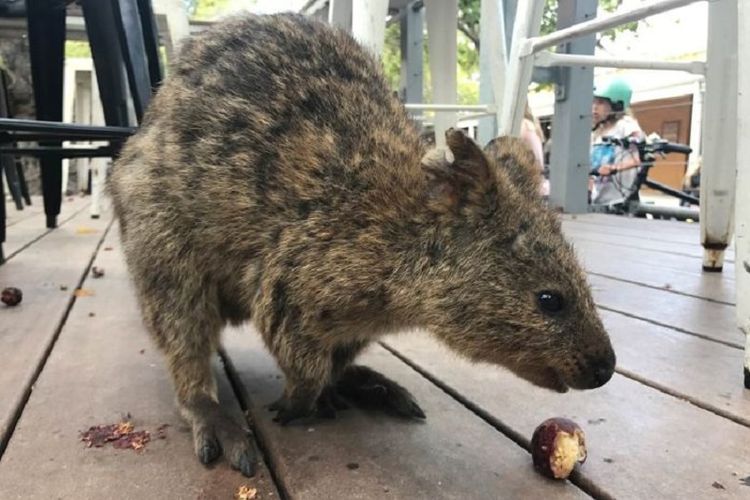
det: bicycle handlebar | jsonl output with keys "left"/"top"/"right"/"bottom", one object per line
{"left": 601, "top": 135, "right": 692, "bottom": 156}
{"left": 591, "top": 134, "right": 692, "bottom": 176}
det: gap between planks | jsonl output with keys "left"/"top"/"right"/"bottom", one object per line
{"left": 0, "top": 217, "right": 113, "bottom": 459}
{"left": 219, "top": 347, "right": 292, "bottom": 500}
{"left": 614, "top": 367, "right": 750, "bottom": 429}
{"left": 3, "top": 199, "right": 92, "bottom": 263}
{"left": 378, "top": 341, "right": 614, "bottom": 500}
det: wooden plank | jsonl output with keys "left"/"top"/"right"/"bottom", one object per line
{"left": 5, "top": 196, "right": 43, "bottom": 227}
{"left": 563, "top": 222, "right": 736, "bottom": 262}
{"left": 562, "top": 213, "right": 702, "bottom": 236}
{"left": 222, "top": 327, "right": 589, "bottom": 500}
{"left": 0, "top": 228, "right": 279, "bottom": 499}
{"left": 3, "top": 195, "right": 91, "bottom": 258}
{"left": 385, "top": 332, "right": 750, "bottom": 499}
{"left": 0, "top": 204, "right": 110, "bottom": 449}
{"left": 573, "top": 239, "right": 735, "bottom": 304}
{"left": 589, "top": 274, "right": 741, "bottom": 347}
{"left": 600, "top": 309, "right": 750, "bottom": 426}
{"left": 563, "top": 217, "right": 706, "bottom": 246}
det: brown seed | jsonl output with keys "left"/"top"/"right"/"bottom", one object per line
{"left": 1, "top": 287, "right": 23, "bottom": 306}
{"left": 530, "top": 418, "right": 587, "bottom": 479}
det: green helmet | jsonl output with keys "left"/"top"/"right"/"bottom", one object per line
{"left": 594, "top": 78, "right": 633, "bottom": 111}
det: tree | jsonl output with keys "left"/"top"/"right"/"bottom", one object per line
{"left": 385, "top": 0, "right": 639, "bottom": 103}
{"left": 458, "top": 0, "right": 638, "bottom": 53}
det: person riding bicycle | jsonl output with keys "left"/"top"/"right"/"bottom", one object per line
{"left": 590, "top": 78, "right": 645, "bottom": 205}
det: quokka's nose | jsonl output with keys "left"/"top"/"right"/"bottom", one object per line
{"left": 588, "top": 352, "right": 616, "bottom": 388}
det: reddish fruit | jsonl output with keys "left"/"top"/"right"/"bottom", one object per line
{"left": 1, "top": 287, "right": 23, "bottom": 306}
{"left": 531, "top": 418, "right": 587, "bottom": 479}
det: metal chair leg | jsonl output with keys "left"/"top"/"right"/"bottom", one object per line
{"left": 27, "top": 0, "right": 65, "bottom": 229}
{"left": 113, "top": 0, "right": 153, "bottom": 123}
{"left": 2, "top": 155, "right": 23, "bottom": 210}
{"left": 16, "top": 160, "right": 31, "bottom": 206}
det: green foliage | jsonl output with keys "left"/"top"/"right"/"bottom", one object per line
{"left": 191, "top": 0, "right": 232, "bottom": 20}
{"left": 382, "top": 0, "right": 640, "bottom": 104}
{"left": 65, "top": 40, "right": 92, "bottom": 58}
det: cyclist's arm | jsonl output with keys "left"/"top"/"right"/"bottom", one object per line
{"left": 598, "top": 130, "right": 642, "bottom": 175}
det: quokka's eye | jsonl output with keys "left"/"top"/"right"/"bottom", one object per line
{"left": 537, "top": 290, "right": 564, "bottom": 314}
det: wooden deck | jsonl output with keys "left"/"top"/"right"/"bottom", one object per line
{"left": 0, "top": 196, "right": 748, "bottom": 499}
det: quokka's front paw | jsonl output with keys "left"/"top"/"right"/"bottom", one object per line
{"left": 186, "top": 396, "right": 256, "bottom": 477}
{"left": 269, "top": 386, "right": 349, "bottom": 424}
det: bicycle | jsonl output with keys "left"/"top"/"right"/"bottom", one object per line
{"left": 589, "top": 133, "right": 698, "bottom": 221}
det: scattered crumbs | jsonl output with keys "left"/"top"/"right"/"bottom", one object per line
{"left": 603, "top": 458, "right": 614, "bottom": 464}
{"left": 346, "top": 462, "right": 359, "bottom": 470}
{"left": 235, "top": 485, "right": 257, "bottom": 500}
{"left": 712, "top": 481, "right": 725, "bottom": 490}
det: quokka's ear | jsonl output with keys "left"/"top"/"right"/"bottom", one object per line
{"left": 420, "top": 128, "right": 496, "bottom": 214}
{"left": 484, "top": 136, "right": 542, "bottom": 201}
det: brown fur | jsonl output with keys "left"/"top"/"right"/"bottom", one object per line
{"left": 109, "top": 13, "right": 615, "bottom": 475}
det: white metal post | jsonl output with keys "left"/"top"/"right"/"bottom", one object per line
{"left": 74, "top": 73, "right": 93, "bottom": 193}
{"left": 425, "top": 0, "right": 459, "bottom": 147}
{"left": 89, "top": 73, "right": 107, "bottom": 219}
{"left": 61, "top": 60, "right": 77, "bottom": 196}
{"left": 153, "top": 0, "right": 191, "bottom": 59}
{"left": 700, "top": 0, "right": 737, "bottom": 271}
{"left": 351, "top": 0, "right": 389, "bottom": 56}
{"left": 736, "top": 0, "right": 750, "bottom": 388}
{"left": 529, "top": 0, "right": 703, "bottom": 53}
{"left": 497, "top": 0, "right": 544, "bottom": 136}
{"left": 477, "top": 0, "right": 507, "bottom": 145}
{"left": 688, "top": 80, "right": 704, "bottom": 173}
{"left": 328, "top": 0, "right": 352, "bottom": 32}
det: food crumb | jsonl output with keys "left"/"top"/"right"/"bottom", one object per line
{"left": 235, "top": 485, "right": 257, "bottom": 500}
{"left": 346, "top": 462, "right": 359, "bottom": 470}
{"left": 712, "top": 481, "right": 725, "bottom": 490}
{"left": 80, "top": 421, "right": 152, "bottom": 452}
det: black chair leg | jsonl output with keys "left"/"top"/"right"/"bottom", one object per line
{"left": 0, "top": 158, "right": 5, "bottom": 264}
{"left": 2, "top": 155, "right": 23, "bottom": 210}
{"left": 136, "top": 0, "right": 164, "bottom": 91}
{"left": 27, "top": 0, "right": 66, "bottom": 229}
{"left": 16, "top": 160, "right": 31, "bottom": 206}
{"left": 81, "top": 0, "right": 132, "bottom": 128}
{"left": 113, "top": 0, "right": 153, "bottom": 123}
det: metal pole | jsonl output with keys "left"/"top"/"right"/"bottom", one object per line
{"left": 425, "top": 0, "right": 458, "bottom": 147}
{"left": 736, "top": 0, "right": 749, "bottom": 388}
{"left": 497, "top": 0, "right": 544, "bottom": 136}
{"left": 399, "top": 1, "right": 423, "bottom": 106}
{"left": 477, "top": 0, "right": 507, "bottom": 145}
{"left": 529, "top": 0, "right": 704, "bottom": 54}
{"left": 547, "top": 0, "right": 598, "bottom": 214}
{"left": 534, "top": 52, "right": 706, "bottom": 74}
{"left": 700, "top": 0, "right": 737, "bottom": 271}
{"left": 404, "top": 104, "right": 491, "bottom": 112}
